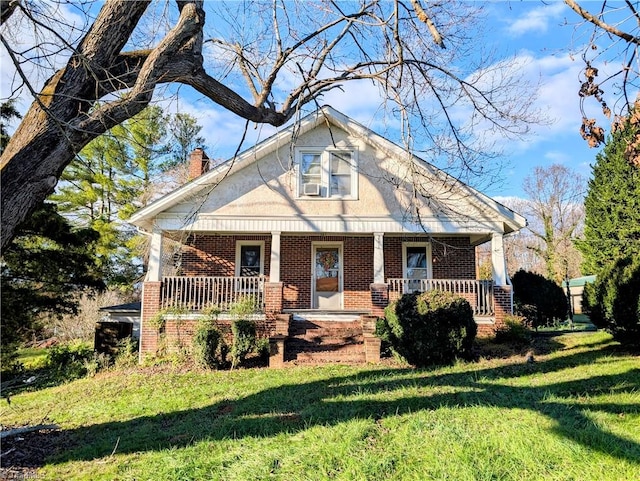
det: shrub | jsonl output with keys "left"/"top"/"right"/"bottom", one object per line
{"left": 231, "top": 319, "right": 257, "bottom": 369}
{"left": 587, "top": 257, "right": 640, "bottom": 349}
{"left": 255, "top": 337, "right": 270, "bottom": 363}
{"left": 46, "top": 341, "right": 94, "bottom": 381}
{"left": 192, "top": 323, "right": 227, "bottom": 369}
{"left": 511, "top": 270, "right": 567, "bottom": 328}
{"left": 380, "top": 290, "right": 477, "bottom": 367}
{"left": 494, "top": 315, "right": 532, "bottom": 346}
{"left": 113, "top": 337, "right": 139, "bottom": 368}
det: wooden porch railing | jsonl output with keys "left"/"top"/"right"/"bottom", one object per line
{"left": 387, "top": 279, "right": 494, "bottom": 317}
{"left": 161, "top": 276, "right": 265, "bottom": 312}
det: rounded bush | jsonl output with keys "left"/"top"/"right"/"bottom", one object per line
{"left": 380, "top": 290, "right": 477, "bottom": 366}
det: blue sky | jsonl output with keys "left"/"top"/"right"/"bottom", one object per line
{"left": 162, "top": 1, "right": 614, "bottom": 200}
{"left": 1, "top": 1, "right": 624, "bottom": 200}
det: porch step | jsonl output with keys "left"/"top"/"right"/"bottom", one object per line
{"left": 285, "top": 320, "right": 366, "bottom": 364}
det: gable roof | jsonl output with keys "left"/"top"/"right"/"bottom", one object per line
{"left": 129, "top": 106, "right": 525, "bottom": 235}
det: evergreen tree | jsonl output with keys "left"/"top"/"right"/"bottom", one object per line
{"left": 164, "top": 112, "right": 206, "bottom": 171}
{"left": 1, "top": 202, "right": 104, "bottom": 357}
{"left": 50, "top": 107, "right": 205, "bottom": 287}
{"left": 578, "top": 122, "right": 640, "bottom": 274}
{"left": 1, "top": 100, "right": 21, "bottom": 153}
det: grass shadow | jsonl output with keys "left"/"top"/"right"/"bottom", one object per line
{"left": 37, "top": 340, "right": 640, "bottom": 469}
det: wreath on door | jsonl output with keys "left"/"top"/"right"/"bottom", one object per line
{"left": 318, "top": 251, "right": 338, "bottom": 272}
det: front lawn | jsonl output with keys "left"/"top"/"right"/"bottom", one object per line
{"left": 1, "top": 331, "right": 638, "bottom": 480}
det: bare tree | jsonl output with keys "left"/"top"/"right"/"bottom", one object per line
{"left": 563, "top": 1, "right": 639, "bottom": 148}
{"left": 0, "top": 0, "right": 539, "bottom": 251}
{"left": 520, "top": 164, "right": 585, "bottom": 284}
{"left": 491, "top": 196, "right": 547, "bottom": 277}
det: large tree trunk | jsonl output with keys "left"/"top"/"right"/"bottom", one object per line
{"left": 1, "top": 0, "right": 150, "bottom": 251}
{"left": 0, "top": 0, "right": 292, "bottom": 252}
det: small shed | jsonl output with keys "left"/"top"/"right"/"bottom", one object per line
{"left": 565, "top": 276, "right": 596, "bottom": 315}
{"left": 98, "top": 301, "right": 141, "bottom": 340}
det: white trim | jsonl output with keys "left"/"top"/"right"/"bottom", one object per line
{"left": 296, "top": 147, "right": 359, "bottom": 200}
{"left": 153, "top": 214, "right": 504, "bottom": 235}
{"left": 235, "top": 241, "right": 265, "bottom": 277}
{"left": 491, "top": 233, "right": 508, "bottom": 286}
{"left": 270, "top": 232, "right": 281, "bottom": 283}
{"left": 146, "top": 229, "right": 163, "bottom": 282}
{"left": 311, "top": 241, "right": 344, "bottom": 309}
{"left": 373, "top": 232, "right": 385, "bottom": 284}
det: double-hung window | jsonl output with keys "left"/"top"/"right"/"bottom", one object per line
{"left": 298, "top": 149, "right": 357, "bottom": 199}
{"left": 236, "top": 241, "right": 264, "bottom": 277}
{"left": 402, "top": 242, "right": 432, "bottom": 293}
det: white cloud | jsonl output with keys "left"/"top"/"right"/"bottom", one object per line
{"left": 506, "top": 2, "right": 566, "bottom": 37}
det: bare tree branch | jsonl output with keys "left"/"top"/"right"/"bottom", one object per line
{"left": 0, "top": 0, "right": 539, "bottom": 251}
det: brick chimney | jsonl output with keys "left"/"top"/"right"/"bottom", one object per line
{"left": 188, "top": 148, "right": 210, "bottom": 180}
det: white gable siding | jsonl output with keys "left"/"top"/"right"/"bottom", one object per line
{"left": 130, "top": 106, "right": 525, "bottom": 236}
{"left": 163, "top": 123, "right": 489, "bottom": 224}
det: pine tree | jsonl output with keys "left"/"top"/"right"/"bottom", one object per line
{"left": 1, "top": 100, "right": 21, "bottom": 153}
{"left": 578, "top": 122, "right": 640, "bottom": 274}
{"left": 50, "top": 107, "right": 205, "bottom": 287}
{"left": 164, "top": 112, "right": 206, "bottom": 171}
{"left": 1, "top": 202, "right": 104, "bottom": 358}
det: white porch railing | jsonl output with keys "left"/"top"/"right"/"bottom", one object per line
{"left": 387, "top": 279, "right": 494, "bottom": 317}
{"left": 161, "top": 276, "right": 265, "bottom": 312}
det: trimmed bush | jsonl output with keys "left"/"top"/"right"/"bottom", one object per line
{"left": 379, "top": 290, "right": 477, "bottom": 367}
{"left": 192, "top": 323, "right": 227, "bottom": 369}
{"left": 511, "top": 270, "right": 567, "bottom": 328}
{"left": 586, "top": 257, "right": 640, "bottom": 349}
{"left": 231, "top": 319, "right": 257, "bottom": 369}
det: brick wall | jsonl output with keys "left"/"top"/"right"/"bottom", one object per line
{"left": 384, "top": 236, "right": 475, "bottom": 279}
{"left": 157, "top": 317, "right": 274, "bottom": 356}
{"left": 493, "top": 285, "right": 513, "bottom": 330}
{"left": 280, "top": 235, "right": 374, "bottom": 310}
{"left": 281, "top": 236, "right": 313, "bottom": 309}
{"left": 181, "top": 234, "right": 272, "bottom": 277}
{"left": 343, "top": 237, "right": 374, "bottom": 310}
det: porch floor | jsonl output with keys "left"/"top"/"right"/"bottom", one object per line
{"left": 284, "top": 309, "right": 370, "bottom": 323}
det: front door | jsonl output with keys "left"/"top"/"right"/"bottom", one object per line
{"left": 313, "top": 244, "right": 343, "bottom": 309}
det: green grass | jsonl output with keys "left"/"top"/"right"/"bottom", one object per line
{"left": 1, "top": 331, "right": 639, "bottom": 480}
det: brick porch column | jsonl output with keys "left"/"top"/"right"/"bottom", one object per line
{"left": 269, "top": 335, "right": 287, "bottom": 368}
{"left": 363, "top": 334, "right": 382, "bottom": 363}
{"left": 493, "top": 285, "right": 513, "bottom": 331}
{"left": 264, "top": 281, "right": 284, "bottom": 334}
{"left": 370, "top": 283, "right": 389, "bottom": 318}
{"left": 140, "top": 281, "right": 162, "bottom": 359}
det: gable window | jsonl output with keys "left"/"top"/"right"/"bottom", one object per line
{"left": 298, "top": 149, "right": 357, "bottom": 199}
{"left": 402, "top": 242, "right": 432, "bottom": 292}
{"left": 236, "top": 241, "right": 264, "bottom": 277}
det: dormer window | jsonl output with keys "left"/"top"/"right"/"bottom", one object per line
{"left": 298, "top": 149, "right": 357, "bottom": 199}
